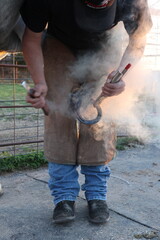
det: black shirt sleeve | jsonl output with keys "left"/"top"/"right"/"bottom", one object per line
{"left": 118, "top": 0, "right": 152, "bottom": 36}
{"left": 20, "top": 0, "right": 49, "bottom": 32}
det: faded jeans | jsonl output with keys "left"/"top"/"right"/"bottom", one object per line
{"left": 48, "top": 162, "right": 111, "bottom": 205}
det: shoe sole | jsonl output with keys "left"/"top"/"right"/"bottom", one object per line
{"left": 89, "top": 216, "right": 110, "bottom": 224}
{"left": 0, "top": 192, "right": 3, "bottom": 197}
{"left": 53, "top": 216, "right": 75, "bottom": 224}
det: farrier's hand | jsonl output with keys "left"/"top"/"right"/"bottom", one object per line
{"left": 26, "top": 83, "right": 48, "bottom": 108}
{"left": 101, "top": 71, "right": 125, "bottom": 97}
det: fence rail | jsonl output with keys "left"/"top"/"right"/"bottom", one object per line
{"left": 0, "top": 64, "right": 27, "bottom": 68}
{"left": 0, "top": 54, "right": 44, "bottom": 160}
{"left": 0, "top": 140, "right": 44, "bottom": 148}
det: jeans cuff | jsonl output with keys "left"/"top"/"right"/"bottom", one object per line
{"left": 86, "top": 196, "right": 107, "bottom": 201}
{"left": 54, "top": 196, "right": 77, "bottom": 205}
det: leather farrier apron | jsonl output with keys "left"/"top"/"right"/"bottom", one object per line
{"left": 43, "top": 36, "right": 117, "bottom": 165}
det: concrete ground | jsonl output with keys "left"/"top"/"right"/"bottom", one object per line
{"left": 0, "top": 144, "right": 160, "bottom": 240}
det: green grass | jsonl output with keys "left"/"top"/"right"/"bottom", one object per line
{"left": 116, "top": 136, "right": 143, "bottom": 150}
{"left": 0, "top": 151, "right": 47, "bottom": 173}
{"left": 0, "top": 83, "right": 27, "bottom": 102}
{"left": 0, "top": 83, "right": 37, "bottom": 117}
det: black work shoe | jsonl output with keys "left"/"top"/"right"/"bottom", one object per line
{"left": 53, "top": 200, "right": 75, "bottom": 224}
{"left": 0, "top": 183, "right": 3, "bottom": 196}
{"left": 88, "top": 200, "right": 110, "bottom": 224}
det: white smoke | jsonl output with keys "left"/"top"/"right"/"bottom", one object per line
{"left": 101, "top": 64, "right": 160, "bottom": 146}
{"left": 69, "top": 22, "right": 160, "bottom": 148}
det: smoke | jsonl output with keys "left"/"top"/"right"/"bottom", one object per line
{"left": 69, "top": 23, "right": 160, "bottom": 148}
{"left": 70, "top": 25, "right": 123, "bottom": 80}
{"left": 69, "top": 23, "right": 124, "bottom": 112}
{"left": 101, "top": 64, "right": 160, "bottom": 147}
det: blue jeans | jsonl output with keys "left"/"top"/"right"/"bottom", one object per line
{"left": 48, "top": 163, "right": 111, "bottom": 205}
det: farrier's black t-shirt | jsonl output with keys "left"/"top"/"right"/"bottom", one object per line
{"left": 20, "top": 0, "right": 152, "bottom": 50}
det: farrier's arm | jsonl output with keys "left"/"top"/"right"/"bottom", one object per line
{"left": 117, "top": 34, "right": 147, "bottom": 72}
{"left": 101, "top": 34, "right": 149, "bottom": 97}
{"left": 118, "top": 0, "right": 153, "bottom": 72}
{"left": 101, "top": 4, "right": 152, "bottom": 97}
{"left": 22, "top": 27, "right": 47, "bottom": 108}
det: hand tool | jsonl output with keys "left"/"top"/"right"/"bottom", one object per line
{"left": 71, "top": 64, "right": 131, "bottom": 125}
{"left": 21, "top": 81, "right": 49, "bottom": 116}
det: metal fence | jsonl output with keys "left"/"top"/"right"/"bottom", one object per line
{"left": 0, "top": 54, "right": 44, "bottom": 161}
